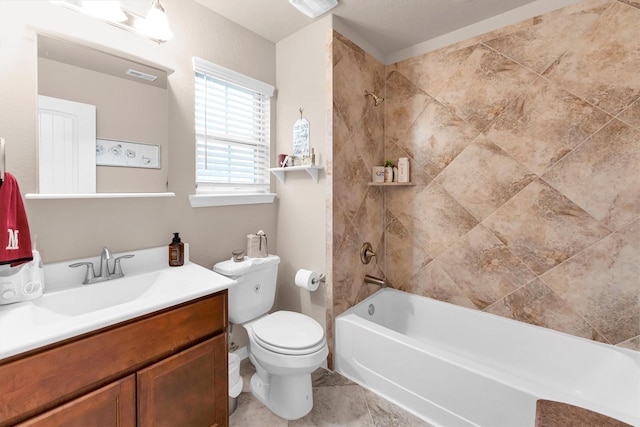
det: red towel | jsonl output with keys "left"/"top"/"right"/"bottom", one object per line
{"left": 0, "top": 172, "right": 33, "bottom": 266}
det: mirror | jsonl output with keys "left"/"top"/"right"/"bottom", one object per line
{"left": 36, "top": 34, "right": 170, "bottom": 194}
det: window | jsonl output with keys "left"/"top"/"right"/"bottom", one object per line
{"left": 190, "top": 57, "right": 275, "bottom": 207}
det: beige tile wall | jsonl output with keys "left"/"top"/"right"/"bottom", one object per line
{"left": 331, "top": 0, "right": 639, "bottom": 356}
{"left": 328, "top": 32, "right": 386, "bottom": 363}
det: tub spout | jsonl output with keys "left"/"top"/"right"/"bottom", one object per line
{"left": 364, "top": 274, "right": 388, "bottom": 288}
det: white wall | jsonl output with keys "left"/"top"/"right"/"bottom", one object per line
{"left": 0, "top": 0, "right": 277, "bottom": 268}
{"left": 274, "top": 17, "right": 333, "bottom": 329}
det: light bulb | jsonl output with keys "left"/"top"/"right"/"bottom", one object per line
{"left": 139, "top": 0, "right": 173, "bottom": 41}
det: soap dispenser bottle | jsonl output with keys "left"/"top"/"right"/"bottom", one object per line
{"left": 169, "top": 232, "right": 184, "bottom": 267}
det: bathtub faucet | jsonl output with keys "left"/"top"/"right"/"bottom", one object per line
{"left": 364, "top": 274, "right": 387, "bottom": 288}
{"left": 360, "top": 242, "right": 377, "bottom": 264}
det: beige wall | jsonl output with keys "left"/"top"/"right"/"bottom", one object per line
{"left": 330, "top": 0, "right": 640, "bottom": 354}
{"left": 0, "top": 0, "right": 276, "bottom": 268}
{"left": 273, "top": 17, "right": 332, "bottom": 330}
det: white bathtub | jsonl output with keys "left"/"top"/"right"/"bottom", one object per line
{"left": 335, "top": 288, "right": 640, "bottom": 427}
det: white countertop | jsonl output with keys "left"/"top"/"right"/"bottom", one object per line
{"left": 0, "top": 246, "right": 235, "bottom": 360}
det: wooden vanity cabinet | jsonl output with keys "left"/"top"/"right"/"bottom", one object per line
{"left": 1, "top": 290, "right": 229, "bottom": 427}
{"left": 138, "top": 335, "right": 227, "bottom": 427}
{"left": 15, "top": 375, "right": 136, "bottom": 427}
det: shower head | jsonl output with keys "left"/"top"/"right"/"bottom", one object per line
{"left": 364, "top": 90, "right": 384, "bottom": 106}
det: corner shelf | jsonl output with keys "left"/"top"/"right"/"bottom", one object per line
{"left": 368, "top": 182, "right": 416, "bottom": 187}
{"left": 269, "top": 165, "right": 323, "bottom": 184}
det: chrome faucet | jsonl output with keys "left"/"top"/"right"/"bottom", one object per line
{"left": 98, "top": 246, "right": 113, "bottom": 279}
{"left": 70, "top": 247, "right": 135, "bottom": 285}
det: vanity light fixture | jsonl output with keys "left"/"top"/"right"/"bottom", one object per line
{"left": 50, "top": 0, "right": 173, "bottom": 43}
{"left": 135, "top": 0, "right": 174, "bottom": 42}
{"left": 80, "top": 1, "right": 127, "bottom": 22}
{"left": 288, "top": 0, "right": 338, "bottom": 18}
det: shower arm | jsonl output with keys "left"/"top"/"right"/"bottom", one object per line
{"left": 364, "top": 90, "right": 384, "bottom": 106}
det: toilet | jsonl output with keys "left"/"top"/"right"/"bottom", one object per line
{"left": 213, "top": 255, "right": 328, "bottom": 420}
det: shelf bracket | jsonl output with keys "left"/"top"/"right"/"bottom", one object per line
{"left": 305, "top": 167, "right": 319, "bottom": 183}
{"left": 269, "top": 166, "right": 322, "bottom": 184}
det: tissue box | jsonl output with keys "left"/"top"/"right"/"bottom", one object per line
{"left": 247, "top": 230, "right": 268, "bottom": 258}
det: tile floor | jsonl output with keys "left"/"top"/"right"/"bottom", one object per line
{"left": 230, "top": 359, "right": 432, "bottom": 427}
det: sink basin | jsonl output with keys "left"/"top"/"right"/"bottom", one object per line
{"left": 0, "top": 255, "right": 235, "bottom": 360}
{"left": 33, "top": 270, "right": 165, "bottom": 317}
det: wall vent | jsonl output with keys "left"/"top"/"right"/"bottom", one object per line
{"left": 125, "top": 68, "right": 158, "bottom": 82}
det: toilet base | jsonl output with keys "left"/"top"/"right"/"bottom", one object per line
{"left": 250, "top": 370, "right": 313, "bottom": 420}
{"left": 243, "top": 318, "right": 328, "bottom": 420}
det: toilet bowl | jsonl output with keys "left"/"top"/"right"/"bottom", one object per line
{"left": 245, "top": 311, "right": 328, "bottom": 419}
{"left": 213, "top": 255, "right": 328, "bottom": 420}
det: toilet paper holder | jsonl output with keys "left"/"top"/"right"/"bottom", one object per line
{"left": 295, "top": 269, "right": 326, "bottom": 291}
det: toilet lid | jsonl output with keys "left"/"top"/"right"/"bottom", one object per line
{"left": 252, "top": 311, "right": 325, "bottom": 355}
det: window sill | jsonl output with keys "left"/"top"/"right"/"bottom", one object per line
{"left": 188, "top": 193, "right": 276, "bottom": 207}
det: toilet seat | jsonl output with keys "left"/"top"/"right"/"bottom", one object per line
{"left": 251, "top": 311, "right": 326, "bottom": 356}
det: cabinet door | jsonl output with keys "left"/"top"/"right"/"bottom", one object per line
{"left": 1, "top": 292, "right": 226, "bottom": 427}
{"left": 137, "top": 335, "right": 228, "bottom": 427}
{"left": 16, "top": 375, "right": 135, "bottom": 427}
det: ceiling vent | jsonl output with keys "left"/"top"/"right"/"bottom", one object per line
{"left": 125, "top": 68, "right": 158, "bottom": 82}
{"left": 289, "top": 0, "right": 338, "bottom": 18}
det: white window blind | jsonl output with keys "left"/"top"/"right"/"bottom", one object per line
{"left": 193, "top": 57, "right": 274, "bottom": 195}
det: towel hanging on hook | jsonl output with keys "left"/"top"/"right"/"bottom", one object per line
{"left": 0, "top": 170, "right": 34, "bottom": 266}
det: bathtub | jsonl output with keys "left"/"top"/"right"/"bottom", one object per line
{"left": 335, "top": 289, "right": 640, "bottom": 427}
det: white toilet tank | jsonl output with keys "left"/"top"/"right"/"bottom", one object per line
{"left": 213, "top": 255, "right": 280, "bottom": 324}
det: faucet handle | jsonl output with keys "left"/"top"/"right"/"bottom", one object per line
{"left": 113, "top": 254, "right": 135, "bottom": 277}
{"left": 360, "top": 242, "right": 377, "bottom": 264}
{"left": 69, "top": 262, "right": 96, "bottom": 284}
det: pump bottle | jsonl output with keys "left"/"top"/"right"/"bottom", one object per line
{"left": 169, "top": 232, "right": 184, "bottom": 266}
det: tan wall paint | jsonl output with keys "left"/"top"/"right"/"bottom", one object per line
{"left": 0, "top": 0, "right": 276, "bottom": 268}
{"left": 274, "top": 17, "right": 332, "bottom": 330}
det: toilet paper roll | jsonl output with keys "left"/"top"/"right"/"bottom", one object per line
{"left": 295, "top": 269, "right": 320, "bottom": 291}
